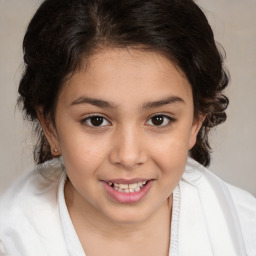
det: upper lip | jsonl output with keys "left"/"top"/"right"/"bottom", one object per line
{"left": 102, "top": 178, "right": 152, "bottom": 184}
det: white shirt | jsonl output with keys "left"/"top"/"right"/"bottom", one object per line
{"left": 0, "top": 158, "right": 255, "bottom": 256}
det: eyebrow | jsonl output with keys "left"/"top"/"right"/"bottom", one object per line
{"left": 70, "top": 95, "right": 184, "bottom": 109}
{"left": 71, "top": 96, "right": 118, "bottom": 109}
{"left": 142, "top": 96, "right": 185, "bottom": 109}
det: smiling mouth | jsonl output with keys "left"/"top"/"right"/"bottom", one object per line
{"left": 107, "top": 181, "right": 149, "bottom": 193}
{"left": 103, "top": 179, "right": 153, "bottom": 203}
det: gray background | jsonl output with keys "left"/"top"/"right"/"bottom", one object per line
{"left": 0, "top": 0, "right": 255, "bottom": 195}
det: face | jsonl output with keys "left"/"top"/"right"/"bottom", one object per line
{"left": 42, "top": 48, "right": 202, "bottom": 225}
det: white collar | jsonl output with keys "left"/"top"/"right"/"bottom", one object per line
{"left": 58, "top": 174, "right": 86, "bottom": 256}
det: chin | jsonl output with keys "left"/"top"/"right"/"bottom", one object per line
{"left": 102, "top": 205, "right": 155, "bottom": 225}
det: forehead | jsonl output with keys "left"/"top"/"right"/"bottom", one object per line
{"left": 60, "top": 48, "right": 193, "bottom": 108}
{"left": 83, "top": 48, "right": 186, "bottom": 85}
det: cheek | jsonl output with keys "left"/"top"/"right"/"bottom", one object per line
{"left": 57, "top": 126, "right": 109, "bottom": 178}
{"left": 149, "top": 126, "right": 191, "bottom": 181}
{"left": 149, "top": 138, "right": 188, "bottom": 204}
{"left": 155, "top": 139, "right": 188, "bottom": 178}
{"left": 60, "top": 136, "right": 108, "bottom": 201}
{"left": 151, "top": 126, "right": 191, "bottom": 161}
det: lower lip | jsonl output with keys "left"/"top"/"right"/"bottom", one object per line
{"left": 102, "top": 180, "right": 153, "bottom": 204}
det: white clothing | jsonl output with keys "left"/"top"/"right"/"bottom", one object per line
{"left": 0, "top": 158, "right": 255, "bottom": 256}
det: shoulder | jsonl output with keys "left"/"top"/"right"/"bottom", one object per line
{"left": 185, "top": 158, "right": 256, "bottom": 208}
{"left": 0, "top": 158, "right": 67, "bottom": 255}
{"left": 226, "top": 183, "right": 256, "bottom": 255}
{"left": 226, "top": 183, "right": 256, "bottom": 210}
{"left": 226, "top": 182, "right": 256, "bottom": 214}
{"left": 0, "top": 159, "right": 63, "bottom": 215}
{"left": 186, "top": 157, "right": 256, "bottom": 223}
{"left": 185, "top": 158, "right": 256, "bottom": 255}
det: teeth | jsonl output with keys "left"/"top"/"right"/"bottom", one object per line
{"left": 129, "top": 183, "right": 138, "bottom": 189}
{"left": 138, "top": 182, "right": 143, "bottom": 187}
{"left": 119, "top": 184, "right": 129, "bottom": 189}
{"left": 135, "top": 187, "right": 141, "bottom": 192}
{"left": 108, "top": 181, "right": 148, "bottom": 193}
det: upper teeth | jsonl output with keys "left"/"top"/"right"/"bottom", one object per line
{"left": 108, "top": 181, "right": 147, "bottom": 193}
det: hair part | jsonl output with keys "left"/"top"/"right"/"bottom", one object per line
{"left": 18, "top": 0, "right": 229, "bottom": 166}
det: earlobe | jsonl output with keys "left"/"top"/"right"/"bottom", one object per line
{"left": 188, "top": 115, "right": 205, "bottom": 150}
{"left": 36, "top": 109, "right": 61, "bottom": 156}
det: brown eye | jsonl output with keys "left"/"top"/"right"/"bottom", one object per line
{"left": 151, "top": 115, "right": 165, "bottom": 126}
{"left": 91, "top": 116, "right": 104, "bottom": 126}
{"left": 82, "top": 115, "right": 110, "bottom": 127}
{"left": 146, "top": 114, "right": 175, "bottom": 127}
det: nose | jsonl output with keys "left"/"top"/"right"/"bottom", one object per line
{"left": 109, "top": 126, "right": 147, "bottom": 169}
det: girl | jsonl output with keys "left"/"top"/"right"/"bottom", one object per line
{"left": 0, "top": 0, "right": 255, "bottom": 255}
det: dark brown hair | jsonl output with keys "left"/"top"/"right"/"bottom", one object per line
{"left": 18, "top": 0, "right": 229, "bottom": 166}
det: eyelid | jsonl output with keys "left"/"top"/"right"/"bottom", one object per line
{"left": 81, "top": 114, "right": 111, "bottom": 127}
{"left": 149, "top": 113, "right": 175, "bottom": 119}
{"left": 145, "top": 113, "right": 176, "bottom": 127}
{"left": 80, "top": 113, "right": 176, "bottom": 128}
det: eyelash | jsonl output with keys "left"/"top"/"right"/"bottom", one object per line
{"left": 81, "top": 113, "right": 176, "bottom": 128}
{"left": 81, "top": 114, "right": 111, "bottom": 128}
{"left": 145, "top": 114, "right": 176, "bottom": 127}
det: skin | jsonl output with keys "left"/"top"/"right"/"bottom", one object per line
{"left": 39, "top": 48, "right": 203, "bottom": 255}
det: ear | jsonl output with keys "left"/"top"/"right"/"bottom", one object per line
{"left": 188, "top": 115, "right": 205, "bottom": 150}
{"left": 36, "top": 108, "right": 61, "bottom": 156}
